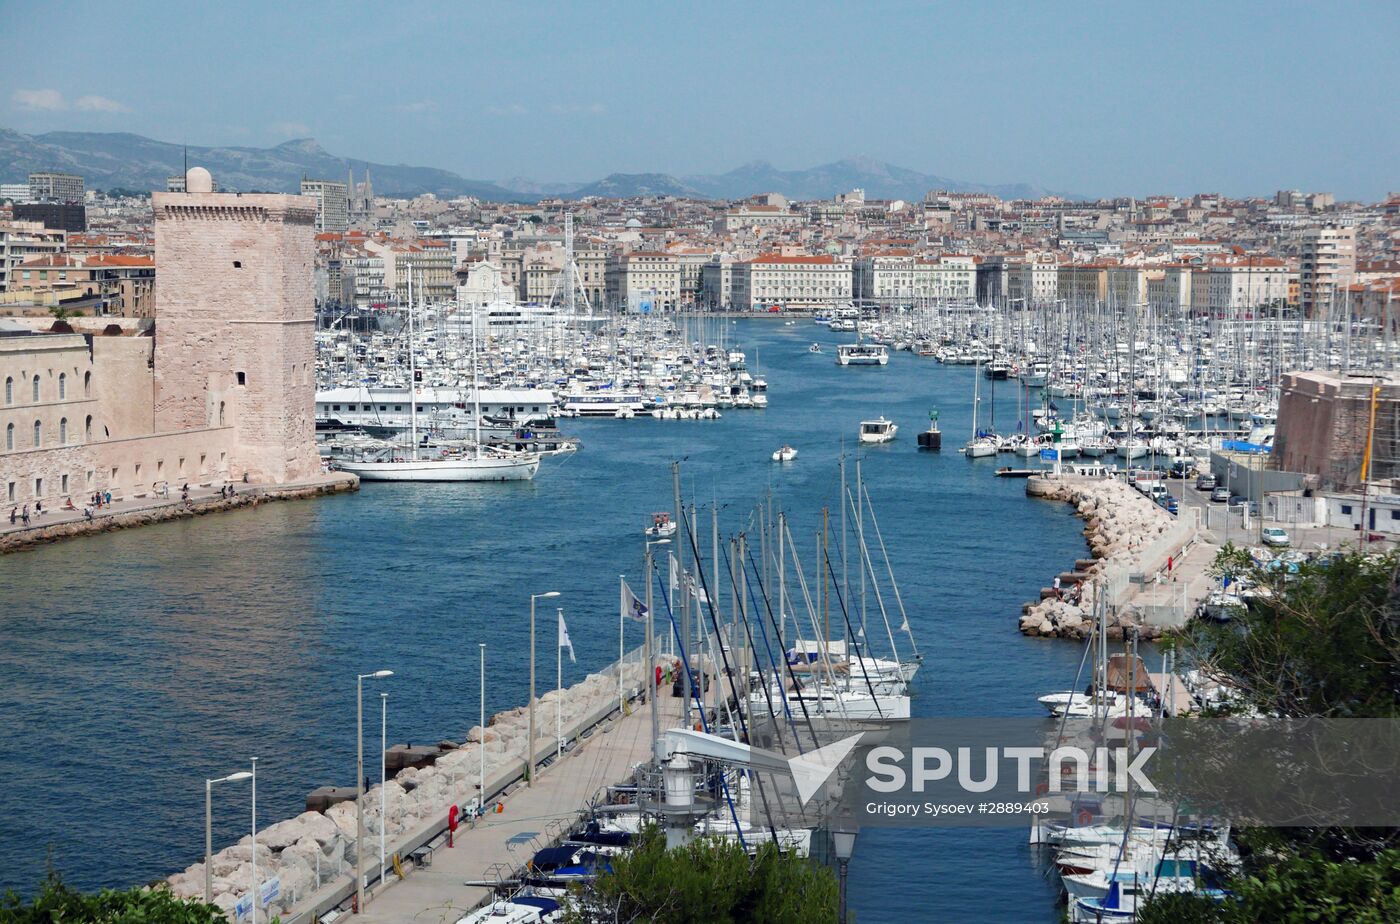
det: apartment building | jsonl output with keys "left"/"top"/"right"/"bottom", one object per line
{"left": 299, "top": 179, "right": 351, "bottom": 233}
{"left": 0, "top": 221, "right": 67, "bottom": 292}
{"left": 854, "top": 254, "right": 975, "bottom": 305}
{"left": 1299, "top": 226, "right": 1356, "bottom": 317}
{"left": 1190, "top": 256, "right": 1290, "bottom": 315}
{"left": 28, "top": 172, "right": 84, "bottom": 203}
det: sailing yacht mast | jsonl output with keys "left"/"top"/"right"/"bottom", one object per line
{"left": 408, "top": 265, "right": 418, "bottom": 461}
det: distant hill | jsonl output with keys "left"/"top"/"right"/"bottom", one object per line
{"left": 0, "top": 127, "right": 1068, "bottom": 202}
{"left": 0, "top": 128, "right": 524, "bottom": 200}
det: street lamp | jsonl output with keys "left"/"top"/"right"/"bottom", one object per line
{"left": 250, "top": 757, "right": 259, "bottom": 924}
{"left": 204, "top": 770, "right": 252, "bottom": 904}
{"left": 645, "top": 538, "right": 671, "bottom": 759}
{"left": 478, "top": 643, "right": 486, "bottom": 815}
{"left": 527, "top": 592, "right": 561, "bottom": 786}
{"left": 380, "top": 692, "right": 388, "bottom": 892}
{"left": 831, "top": 821, "right": 857, "bottom": 924}
{"left": 356, "top": 669, "right": 393, "bottom": 913}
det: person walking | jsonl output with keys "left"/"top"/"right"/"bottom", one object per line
{"left": 83, "top": 505, "right": 93, "bottom": 522}
{"left": 21, "top": 504, "right": 30, "bottom": 526}
{"left": 34, "top": 499, "right": 43, "bottom": 517}
{"left": 8, "top": 506, "right": 16, "bottom": 525}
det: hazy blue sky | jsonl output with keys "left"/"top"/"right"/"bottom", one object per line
{"left": 1, "top": 1, "right": 1396, "bottom": 199}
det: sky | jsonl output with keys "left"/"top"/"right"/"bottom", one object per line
{"left": 0, "top": 0, "right": 1396, "bottom": 200}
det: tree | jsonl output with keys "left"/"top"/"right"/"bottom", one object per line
{"left": 562, "top": 828, "right": 839, "bottom": 924}
{"left": 1, "top": 870, "right": 227, "bottom": 923}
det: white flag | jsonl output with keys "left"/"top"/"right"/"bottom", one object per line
{"left": 622, "top": 579, "right": 648, "bottom": 622}
{"left": 558, "top": 611, "right": 576, "bottom": 663}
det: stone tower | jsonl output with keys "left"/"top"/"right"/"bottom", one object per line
{"left": 152, "top": 167, "right": 320, "bottom": 483}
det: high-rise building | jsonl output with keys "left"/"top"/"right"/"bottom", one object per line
{"left": 12, "top": 202, "right": 87, "bottom": 233}
{"left": 1299, "top": 226, "right": 1356, "bottom": 317}
{"left": 300, "top": 178, "right": 350, "bottom": 233}
{"left": 28, "top": 172, "right": 85, "bottom": 203}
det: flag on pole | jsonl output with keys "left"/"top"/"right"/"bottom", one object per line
{"left": 558, "top": 611, "right": 576, "bottom": 663}
{"left": 622, "top": 579, "right": 648, "bottom": 622}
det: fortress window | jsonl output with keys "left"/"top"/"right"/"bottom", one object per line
{"left": 236, "top": 372, "right": 246, "bottom": 386}
{"left": 233, "top": 261, "right": 242, "bottom": 268}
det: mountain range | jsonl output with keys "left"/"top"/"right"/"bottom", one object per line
{"left": 0, "top": 128, "right": 1065, "bottom": 202}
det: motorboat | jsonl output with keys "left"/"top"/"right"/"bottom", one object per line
{"left": 646, "top": 512, "right": 678, "bottom": 539}
{"left": 859, "top": 417, "right": 898, "bottom": 444}
{"left": 809, "top": 342, "right": 823, "bottom": 354}
{"left": 771, "top": 445, "right": 798, "bottom": 462}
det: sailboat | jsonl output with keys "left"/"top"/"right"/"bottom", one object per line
{"left": 336, "top": 270, "right": 541, "bottom": 483}
{"left": 964, "top": 358, "right": 998, "bottom": 457}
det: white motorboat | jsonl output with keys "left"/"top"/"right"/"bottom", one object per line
{"left": 771, "top": 445, "right": 798, "bottom": 462}
{"left": 808, "top": 343, "right": 823, "bottom": 354}
{"left": 859, "top": 417, "right": 898, "bottom": 444}
{"left": 646, "top": 512, "right": 678, "bottom": 539}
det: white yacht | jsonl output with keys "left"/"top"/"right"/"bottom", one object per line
{"left": 771, "top": 445, "right": 798, "bottom": 462}
{"left": 837, "top": 342, "right": 890, "bottom": 366}
{"left": 337, "top": 449, "right": 540, "bottom": 482}
{"left": 859, "top": 417, "right": 898, "bottom": 444}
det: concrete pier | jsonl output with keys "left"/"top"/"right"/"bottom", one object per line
{"left": 0, "top": 472, "right": 357, "bottom": 554}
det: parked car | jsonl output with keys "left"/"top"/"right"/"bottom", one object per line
{"left": 1196, "top": 474, "right": 1217, "bottom": 491}
{"left": 1210, "top": 486, "right": 1230, "bottom": 502}
{"left": 1261, "top": 527, "right": 1291, "bottom": 547}
{"left": 1229, "top": 494, "right": 1248, "bottom": 507}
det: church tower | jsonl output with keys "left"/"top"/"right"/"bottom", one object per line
{"left": 152, "top": 167, "right": 320, "bottom": 483}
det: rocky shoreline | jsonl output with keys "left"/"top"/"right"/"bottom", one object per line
{"left": 1019, "top": 476, "right": 1175, "bottom": 640}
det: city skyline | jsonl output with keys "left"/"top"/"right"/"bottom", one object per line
{"left": 1, "top": 1, "right": 1396, "bottom": 201}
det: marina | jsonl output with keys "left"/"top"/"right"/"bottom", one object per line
{"left": 2, "top": 318, "right": 1095, "bottom": 922}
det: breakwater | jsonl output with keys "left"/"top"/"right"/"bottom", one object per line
{"left": 1020, "top": 475, "right": 1184, "bottom": 640}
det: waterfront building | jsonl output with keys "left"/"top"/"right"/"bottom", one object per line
{"left": 1006, "top": 254, "right": 1060, "bottom": 308}
{"left": 1299, "top": 226, "right": 1356, "bottom": 317}
{"left": 731, "top": 253, "right": 852, "bottom": 311}
{"left": 605, "top": 252, "right": 680, "bottom": 311}
{"left": 28, "top": 171, "right": 84, "bottom": 204}
{"left": 1189, "top": 256, "right": 1290, "bottom": 315}
{"left": 854, "top": 254, "right": 975, "bottom": 306}
{"left": 700, "top": 256, "right": 735, "bottom": 310}
{"left": 300, "top": 178, "right": 351, "bottom": 233}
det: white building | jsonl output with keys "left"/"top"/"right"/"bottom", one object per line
{"left": 732, "top": 253, "right": 852, "bottom": 311}
{"left": 0, "top": 221, "right": 67, "bottom": 292}
{"left": 1190, "top": 257, "right": 1290, "bottom": 315}
{"left": 604, "top": 252, "right": 680, "bottom": 312}
{"left": 1299, "top": 226, "right": 1356, "bottom": 317}
{"left": 299, "top": 179, "right": 350, "bottom": 233}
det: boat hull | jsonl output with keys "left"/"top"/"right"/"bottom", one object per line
{"left": 337, "top": 456, "right": 539, "bottom": 482}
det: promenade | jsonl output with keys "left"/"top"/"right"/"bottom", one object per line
{"left": 290, "top": 693, "right": 684, "bottom": 924}
{"left": 0, "top": 471, "right": 357, "bottom": 553}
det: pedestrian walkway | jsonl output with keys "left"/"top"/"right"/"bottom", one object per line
{"left": 337, "top": 695, "right": 681, "bottom": 924}
{"left": 1, "top": 472, "right": 356, "bottom": 550}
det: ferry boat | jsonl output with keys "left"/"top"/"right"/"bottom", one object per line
{"left": 836, "top": 343, "right": 889, "bottom": 366}
{"left": 859, "top": 417, "right": 898, "bottom": 444}
{"left": 316, "top": 386, "right": 556, "bottom": 439}
{"left": 559, "top": 389, "right": 649, "bottom": 417}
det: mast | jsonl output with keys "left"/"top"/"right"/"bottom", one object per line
{"left": 408, "top": 265, "right": 418, "bottom": 460}
{"left": 471, "top": 278, "right": 482, "bottom": 460}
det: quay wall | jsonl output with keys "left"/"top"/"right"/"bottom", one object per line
{"left": 1021, "top": 475, "right": 1190, "bottom": 639}
{"left": 0, "top": 471, "right": 356, "bottom": 553}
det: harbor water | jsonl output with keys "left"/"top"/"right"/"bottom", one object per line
{"left": 1, "top": 318, "right": 1092, "bottom": 921}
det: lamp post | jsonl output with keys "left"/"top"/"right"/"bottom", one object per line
{"left": 646, "top": 538, "right": 671, "bottom": 759}
{"left": 204, "top": 770, "right": 252, "bottom": 904}
{"left": 831, "top": 821, "right": 857, "bottom": 924}
{"left": 527, "top": 591, "right": 560, "bottom": 786}
{"left": 250, "top": 757, "right": 258, "bottom": 924}
{"left": 356, "top": 669, "right": 393, "bottom": 913}
{"left": 478, "top": 643, "right": 486, "bottom": 814}
{"left": 380, "top": 692, "right": 388, "bottom": 891}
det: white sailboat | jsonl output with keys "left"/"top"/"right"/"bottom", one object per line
{"left": 336, "top": 270, "right": 541, "bottom": 483}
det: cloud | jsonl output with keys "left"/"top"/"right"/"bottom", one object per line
{"left": 12, "top": 89, "right": 131, "bottom": 113}
{"left": 547, "top": 102, "right": 609, "bottom": 116}
{"left": 271, "top": 121, "right": 311, "bottom": 136}
{"left": 12, "top": 88, "right": 69, "bottom": 111}
{"left": 74, "top": 95, "right": 131, "bottom": 113}
{"left": 486, "top": 103, "right": 528, "bottom": 116}
{"left": 396, "top": 100, "right": 437, "bottom": 113}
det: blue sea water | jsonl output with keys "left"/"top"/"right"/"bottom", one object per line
{"left": 0, "top": 318, "right": 1090, "bottom": 920}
